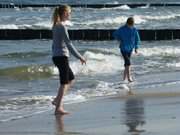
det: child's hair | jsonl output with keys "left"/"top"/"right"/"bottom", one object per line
{"left": 126, "top": 17, "right": 134, "bottom": 26}
{"left": 52, "top": 5, "right": 71, "bottom": 26}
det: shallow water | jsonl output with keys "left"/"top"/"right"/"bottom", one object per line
{"left": 1, "top": 40, "right": 180, "bottom": 122}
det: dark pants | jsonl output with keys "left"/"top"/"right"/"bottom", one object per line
{"left": 52, "top": 56, "right": 75, "bottom": 84}
{"left": 121, "top": 51, "right": 132, "bottom": 67}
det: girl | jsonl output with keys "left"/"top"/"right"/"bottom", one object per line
{"left": 51, "top": 5, "right": 86, "bottom": 115}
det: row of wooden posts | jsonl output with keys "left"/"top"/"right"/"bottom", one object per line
{"left": 0, "top": 29, "right": 180, "bottom": 40}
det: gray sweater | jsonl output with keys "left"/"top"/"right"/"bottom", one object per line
{"left": 52, "top": 24, "right": 83, "bottom": 59}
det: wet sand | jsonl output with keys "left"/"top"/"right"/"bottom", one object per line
{"left": 0, "top": 83, "right": 180, "bottom": 135}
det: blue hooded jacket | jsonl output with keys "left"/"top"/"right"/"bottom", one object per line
{"left": 113, "top": 25, "right": 140, "bottom": 53}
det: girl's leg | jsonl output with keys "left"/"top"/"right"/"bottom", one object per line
{"left": 55, "top": 79, "right": 75, "bottom": 115}
{"left": 55, "top": 84, "right": 69, "bottom": 115}
{"left": 123, "top": 66, "right": 128, "bottom": 81}
{"left": 121, "top": 51, "right": 132, "bottom": 82}
{"left": 127, "top": 66, "right": 133, "bottom": 82}
{"left": 52, "top": 57, "right": 74, "bottom": 110}
{"left": 52, "top": 80, "right": 75, "bottom": 106}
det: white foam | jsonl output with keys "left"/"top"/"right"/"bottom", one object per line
{"left": 50, "top": 66, "right": 59, "bottom": 75}
{"left": 133, "top": 15, "right": 147, "bottom": 24}
{"left": 114, "top": 5, "right": 131, "bottom": 10}
{"left": 144, "top": 14, "right": 177, "bottom": 20}
{"left": 167, "top": 62, "right": 180, "bottom": 68}
{"left": 70, "top": 51, "right": 124, "bottom": 75}
{"left": 0, "top": 93, "right": 88, "bottom": 122}
{"left": 29, "top": 21, "right": 73, "bottom": 30}
{"left": 26, "top": 7, "right": 34, "bottom": 11}
{"left": 62, "top": 20, "right": 74, "bottom": 26}
{"left": 63, "top": 94, "right": 86, "bottom": 104}
{"left": 20, "top": 24, "right": 32, "bottom": 29}
{"left": 83, "top": 16, "right": 127, "bottom": 25}
{"left": 86, "top": 15, "right": 145, "bottom": 25}
{"left": 75, "top": 81, "right": 130, "bottom": 98}
{"left": 0, "top": 24, "right": 18, "bottom": 29}
{"left": 100, "top": 5, "right": 131, "bottom": 10}
{"left": 32, "top": 21, "right": 51, "bottom": 29}
{"left": 0, "top": 95, "right": 54, "bottom": 122}
{"left": 82, "top": 13, "right": 179, "bottom": 27}
{"left": 119, "top": 84, "right": 130, "bottom": 91}
{"left": 140, "top": 46, "right": 180, "bottom": 57}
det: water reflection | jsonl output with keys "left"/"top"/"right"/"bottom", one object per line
{"left": 55, "top": 115, "right": 65, "bottom": 135}
{"left": 55, "top": 115, "right": 83, "bottom": 135}
{"left": 123, "top": 96, "right": 146, "bottom": 134}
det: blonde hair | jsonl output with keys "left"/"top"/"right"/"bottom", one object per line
{"left": 52, "top": 5, "right": 71, "bottom": 26}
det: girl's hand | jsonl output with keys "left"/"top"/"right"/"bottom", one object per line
{"left": 80, "top": 57, "right": 86, "bottom": 65}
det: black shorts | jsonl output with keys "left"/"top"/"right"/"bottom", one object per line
{"left": 52, "top": 56, "right": 75, "bottom": 84}
{"left": 121, "top": 51, "right": 132, "bottom": 66}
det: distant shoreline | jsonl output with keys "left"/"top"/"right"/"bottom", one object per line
{"left": 1, "top": 3, "right": 180, "bottom": 8}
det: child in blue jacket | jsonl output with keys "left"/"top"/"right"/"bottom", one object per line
{"left": 113, "top": 17, "right": 140, "bottom": 82}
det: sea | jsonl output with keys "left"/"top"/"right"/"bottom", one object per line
{"left": 1, "top": 0, "right": 180, "bottom": 122}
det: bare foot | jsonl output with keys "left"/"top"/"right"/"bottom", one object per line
{"left": 55, "top": 109, "right": 70, "bottom": 115}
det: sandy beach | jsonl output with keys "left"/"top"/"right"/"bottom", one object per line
{"left": 1, "top": 80, "right": 180, "bottom": 135}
